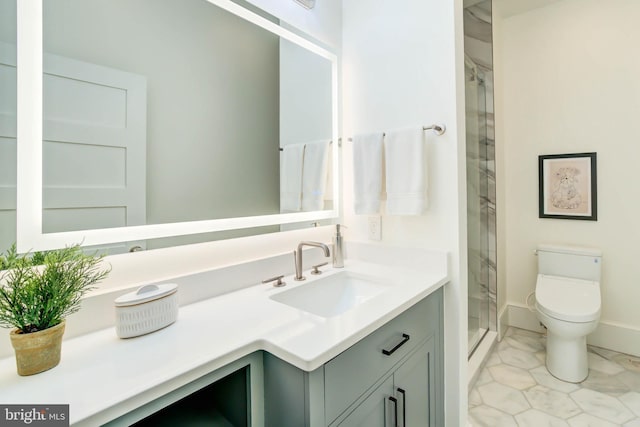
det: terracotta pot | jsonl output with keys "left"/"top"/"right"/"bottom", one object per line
{"left": 9, "top": 321, "right": 66, "bottom": 376}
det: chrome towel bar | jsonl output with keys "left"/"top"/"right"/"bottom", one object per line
{"left": 279, "top": 123, "right": 446, "bottom": 150}
{"left": 346, "top": 123, "right": 447, "bottom": 141}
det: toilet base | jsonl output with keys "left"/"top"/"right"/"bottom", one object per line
{"left": 536, "top": 307, "right": 598, "bottom": 383}
{"left": 545, "top": 332, "right": 588, "bottom": 383}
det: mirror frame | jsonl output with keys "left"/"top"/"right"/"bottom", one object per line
{"left": 16, "top": 0, "right": 339, "bottom": 252}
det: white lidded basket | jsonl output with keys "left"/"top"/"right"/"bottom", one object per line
{"left": 114, "top": 283, "right": 178, "bottom": 338}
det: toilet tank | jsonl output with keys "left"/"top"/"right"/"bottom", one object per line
{"left": 536, "top": 244, "right": 602, "bottom": 282}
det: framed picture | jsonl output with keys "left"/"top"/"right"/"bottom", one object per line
{"left": 538, "top": 152, "right": 597, "bottom": 221}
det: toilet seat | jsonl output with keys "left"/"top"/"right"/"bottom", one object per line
{"left": 536, "top": 274, "right": 600, "bottom": 323}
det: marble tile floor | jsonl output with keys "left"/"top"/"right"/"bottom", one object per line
{"left": 469, "top": 327, "right": 640, "bottom": 426}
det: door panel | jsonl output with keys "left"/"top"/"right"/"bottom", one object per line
{"left": 337, "top": 376, "right": 393, "bottom": 427}
{"left": 0, "top": 41, "right": 146, "bottom": 253}
{"left": 393, "top": 338, "right": 434, "bottom": 427}
{"left": 42, "top": 50, "right": 147, "bottom": 253}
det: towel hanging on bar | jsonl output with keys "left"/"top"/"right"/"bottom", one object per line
{"left": 352, "top": 132, "right": 384, "bottom": 215}
{"left": 385, "top": 127, "right": 428, "bottom": 215}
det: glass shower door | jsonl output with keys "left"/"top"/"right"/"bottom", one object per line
{"left": 466, "top": 56, "right": 490, "bottom": 355}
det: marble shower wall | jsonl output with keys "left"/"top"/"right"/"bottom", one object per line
{"left": 464, "top": 0, "right": 498, "bottom": 343}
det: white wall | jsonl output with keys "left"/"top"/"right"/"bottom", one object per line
{"left": 342, "top": 0, "right": 467, "bottom": 424}
{"left": 496, "top": 0, "right": 640, "bottom": 355}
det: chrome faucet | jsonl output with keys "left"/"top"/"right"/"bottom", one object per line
{"left": 294, "top": 241, "right": 330, "bottom": 281}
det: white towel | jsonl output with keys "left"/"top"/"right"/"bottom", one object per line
{"left": 384, "top": 128, "right": 427, "bottom": 215}
{"left": 353, "top": 132, "right": 384, "bottom": 215}
{"left": 301, "top": 140, "right": 330, "bottom": 211}
{"left": 280, "top": 143, "right": 305, "bottom": 212}
{"left": 324, "top": 143, "right": 334, "bottom": 202}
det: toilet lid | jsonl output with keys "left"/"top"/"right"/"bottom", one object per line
{"left": 536, "top": 274, "right": 601, "bottom": 322}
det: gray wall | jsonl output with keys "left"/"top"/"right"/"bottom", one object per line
{"left": 42, "top": 0, "right": 280, "bottom": 229}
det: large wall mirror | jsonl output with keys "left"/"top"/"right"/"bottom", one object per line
{"left": 2, "top": 0, "right": 339, "bottom": 254}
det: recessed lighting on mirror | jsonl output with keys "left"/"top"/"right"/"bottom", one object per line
{"left": 294, "top": 0, "right": 315, "bottom": 10}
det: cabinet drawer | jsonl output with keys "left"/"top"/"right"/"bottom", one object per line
{"left": 324, "top": 292, "right": 440, "bottom": 423}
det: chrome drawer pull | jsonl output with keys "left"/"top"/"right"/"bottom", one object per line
{"left": 382, "top": 333, "right": 410, "bottom": 356}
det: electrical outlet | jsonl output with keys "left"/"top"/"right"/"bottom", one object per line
{"left": 368, "top": 216, "right": 381, "bottom": 241}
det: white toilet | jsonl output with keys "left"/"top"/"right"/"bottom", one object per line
{"left": 535, "top": 244, "right": 602, "bottom": 383}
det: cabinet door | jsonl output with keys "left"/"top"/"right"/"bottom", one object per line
{"left": 393, "top": 337, "right": 435, "bottom": 427}
{"left": 324, "top": 295, "right": 438, "bottom": 423}
{"left": 337, "top": 376, "right": 395, "bottom": 427}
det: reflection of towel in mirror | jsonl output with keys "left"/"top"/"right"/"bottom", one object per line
{"left": 280, "top": 143, "right": 305, "bottom": 212}
{"left": 384, "top": 128, "right": 427, "bottom": 215}
{"left": 352, "top": 132, "right": 384, "bottom": 215}
{"left": 324, "top": 144, "right": 334, "bottom": 202}
{"left": 302, "top": 140, "right": 330, "bottom": 211}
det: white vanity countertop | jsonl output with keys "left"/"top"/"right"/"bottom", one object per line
{"left": 0, "top": 249, "right": 448, "bottom": 426}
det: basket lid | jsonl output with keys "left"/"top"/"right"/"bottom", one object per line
{"left": 114, "top": 283, "right": 178, "bottom": 307}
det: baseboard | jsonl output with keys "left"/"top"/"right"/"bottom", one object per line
{"left": 505, "top": 303, "right": 640, "bottom": 357}
{"left": 506, "top": 303, "right": 546, "bottom": 334}
{"left": 589, "top": 320, "right": 640, "bottom": 357}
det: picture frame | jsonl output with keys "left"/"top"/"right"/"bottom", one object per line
{"left": 538, "top": 152, "right": 597, "bottom": 221}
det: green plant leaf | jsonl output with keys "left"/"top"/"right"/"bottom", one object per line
{"left": 0, "top": 244, "right": 110, "bottom": 332}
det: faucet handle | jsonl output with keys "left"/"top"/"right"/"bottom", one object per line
{"left": 311, "top": 262, "right": 328, "bottom": 275}
{"left": 262, "top": 275, "right": 286, "bottom": 287}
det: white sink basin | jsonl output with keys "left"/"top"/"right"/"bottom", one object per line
{"left": 270, "top": 271, "right": 391, "bottom": 317}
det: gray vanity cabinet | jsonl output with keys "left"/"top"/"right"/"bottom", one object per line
{"left": 336, "top": 337, "right": 435, "bottom": 427}
{"left": 105, "top": 352, "right": 264, "bottom": 426}
{"left": 264, "top": 287, "right": 443, "bottom": 427}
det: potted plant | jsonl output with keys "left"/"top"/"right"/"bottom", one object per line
{"left": 0, "top": 244, "right": 110, "bottom": 376}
